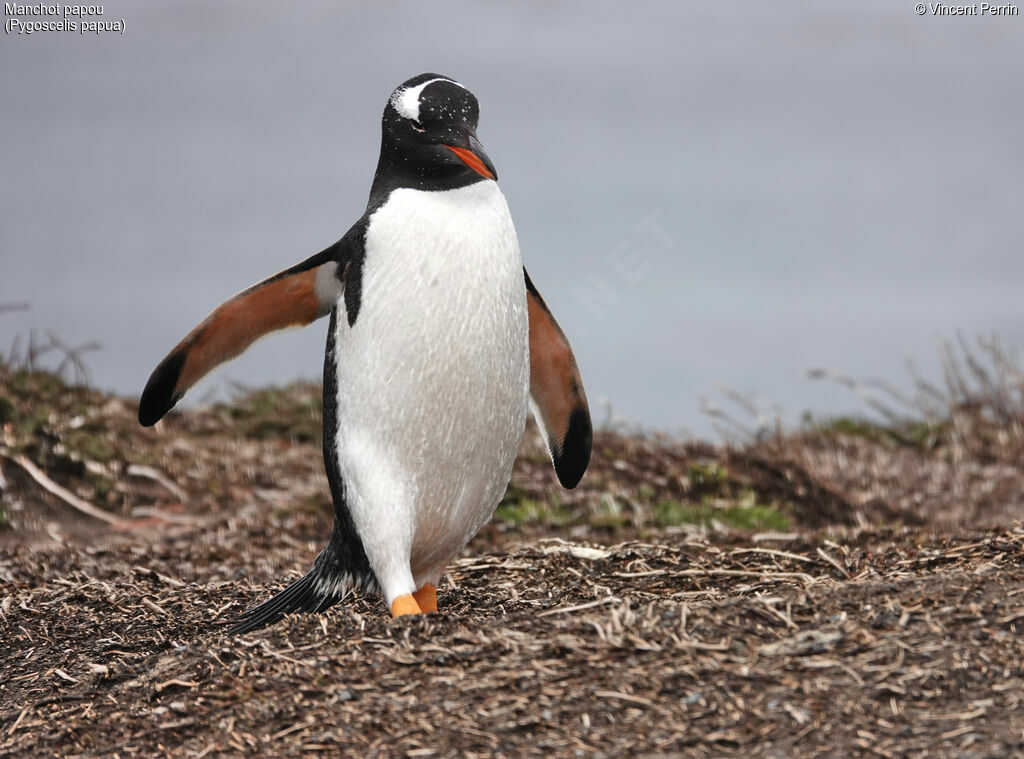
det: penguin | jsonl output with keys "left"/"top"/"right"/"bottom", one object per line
{"left": 138, "top": 73, "right": 591, "bottom": 632}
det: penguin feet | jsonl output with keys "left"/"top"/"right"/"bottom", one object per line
{"left": 390, "top": 594, "right": 423, "bottom": 618}
{"left": 389, "top": 584, "right": 438, "bottom": 618}
{"left": 412, "top": 583, "right": 437, "bottom": 613}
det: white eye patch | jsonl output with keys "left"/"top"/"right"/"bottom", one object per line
{"left": 391, "top": 77, "right": 465, "bottom": 121}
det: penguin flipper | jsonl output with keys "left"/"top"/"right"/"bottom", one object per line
{"left": 138, "top": 245, "right": 347, "bottom": 427}
{"left": 524, "top": 268, "right": 592, "bottom": 489}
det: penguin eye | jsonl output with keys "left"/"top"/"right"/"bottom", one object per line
{"left": 410, "top": 119, "right": 426, "bottom": 133}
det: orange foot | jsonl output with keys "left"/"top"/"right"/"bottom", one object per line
{"left": 390, "top": 594, "right": 423, "bottom": 618}
{"left": 412, "top": 583, "right": 437, "bottom": 613}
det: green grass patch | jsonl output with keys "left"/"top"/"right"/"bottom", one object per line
{"left": 687, "top": 462, "right": 728, "bottom": 487}
{"left": 685, "top": 462, "right": 743, "bottom": 500}
{"left": 809, "top": 415, "right": 946, "bottom": 450}
{"left": 0, "top": 394, "right": 14, "bottom": 425}
{"left": 495, "top": 498, "right": 571, "bottom": 527}
{"left": 0, "top": 368, "right": 82, "bottom": 439}
{"left": 221, "top": 384, "right": 323, "bottom": 443}
{"left": 653, "top": 499, "right": 789, "bottom": 531}
{"left": 65, "top": 430, "right": 117, "bottom": 463}
{"left": 588, "top": 492, "right": 630, "bottom": 529}
{"left": 496, "top": 485, "right": 571, "bottom": 527}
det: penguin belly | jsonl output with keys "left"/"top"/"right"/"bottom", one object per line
{"left": 330, "top": 181, "right": 529, "bottom": 599}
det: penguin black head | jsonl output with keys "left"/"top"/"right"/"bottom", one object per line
{"left": 376, "top": 73, "right": 497, "bottom": 192}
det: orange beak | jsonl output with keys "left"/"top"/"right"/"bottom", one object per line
{"left": 445, "top": 145, "right": 496, "bottom": 181}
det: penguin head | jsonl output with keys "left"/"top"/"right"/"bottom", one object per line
{"left": 381, "top": 73, "right": 497, "bottom": 182}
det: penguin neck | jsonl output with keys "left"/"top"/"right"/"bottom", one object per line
{"left": 367, "top": 141, "right": 486, "bottom": 212}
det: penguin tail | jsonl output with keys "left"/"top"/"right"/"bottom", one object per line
{"left": 226, "top": 543, "right": 373, "bottom": 635}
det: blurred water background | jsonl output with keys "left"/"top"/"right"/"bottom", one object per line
{"left": 2, "top": 1, "right": 1021, "bottom": 437}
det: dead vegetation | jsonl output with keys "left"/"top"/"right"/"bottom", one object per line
{"left": 1, "top": 527, "right": 1022, "bottom": 758}
{"left": 1, "top": 352, "right": 1023, "bottom": 757}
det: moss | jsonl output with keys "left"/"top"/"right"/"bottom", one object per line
{"left": 589, "top": 512, "right": 630, "bottom": 529}
{"left": 687, "top": 462, "right": 728, "bottom": 488}
{"left": 0, "top": 505, "right": 10, "bottom": 531}
{"left": 0, "top": 394, "right": 14, "bottom": 425}
{"left": 88, "top": 475, "right": 115, "bottom": 501}
{"left": 9, "top": 368, "right": 67, "bottom": 399}
{"left": 127, "top": 448, "right": 160, "bottom": 467}
{"left": 814, "top": 417, "right": 893, "bottom": 443}
{"left": 811, "top": 415, "right": 946, "bottom": 451}
{"left": 65, "top": 430, "right": 117, "bottom": 463}
{"left": 903, "top": 419, "right": 947, "bottom": 450}
{"left": 496, "top": 486, "right": 571, "bottom": 527}
{"left": 587, "top": 492, "right": 628, "bottom": 529}
{"left": 653, "top": 499, "right": 789, "bottom": 531}
{"left": 2, "top": 399, "right": 54, "bottom": 439}
{"left": 220, "top": 385, "right": 323, "bottom": 443}
{"left": 0, "top": 369, "right": 76, "bottom": 437}
{"left": 496, "top": 497, "right": 571, "bottom": 527}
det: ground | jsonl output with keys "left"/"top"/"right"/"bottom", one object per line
{"left": 1, "top": 368, "right": 1022, "bottom": 757}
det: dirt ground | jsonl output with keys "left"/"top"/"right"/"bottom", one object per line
{"left": 1, "top": 369, "right": 1023, "bottom": 757}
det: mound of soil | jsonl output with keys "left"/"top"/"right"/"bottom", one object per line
{"left": 1, "top": 367, "right": 1023, "bottom": 757}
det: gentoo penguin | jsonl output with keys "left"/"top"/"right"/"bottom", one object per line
{"left": 138, "top": 73, "right": 591, "bottom": 632}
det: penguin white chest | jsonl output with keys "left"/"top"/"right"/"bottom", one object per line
{"left": 332, "top": 181, "right": 529, "bottom": 587}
